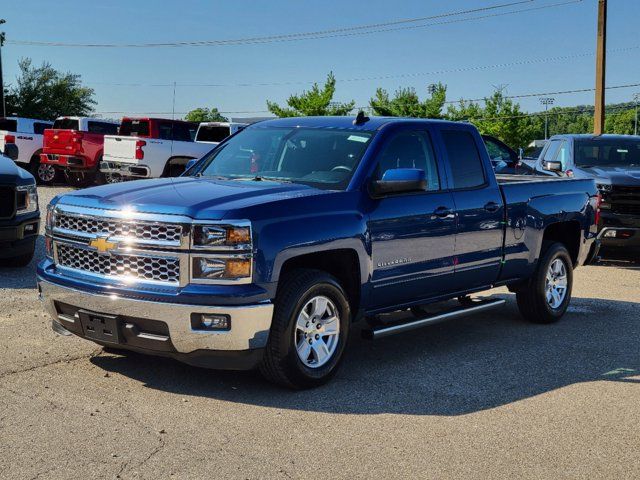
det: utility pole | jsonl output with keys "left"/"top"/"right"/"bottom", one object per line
{"left": 594, "top": 0, "right": 607, "bottom": 135}
{"left": 0, "top": 19, "right": 6, "bottom": 118}
{"left": 634, "top": 93, "right": 640, "bottom": 136}
{"left": 539, "top": 97, "right": 555, "bottom": 140}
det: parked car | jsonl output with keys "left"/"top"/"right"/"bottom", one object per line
{"left": 100, "top": 117, "right": 212, "bottom": 180}
{"left": 195, "top": 122, "right": 248, "bottom": 145}
{"left": 533, "top": 134, "right": 640, "bottom": 258}
{"left": 0, "top": 116, "right": 54, "bottom": 183}
{"left": 38, "top": 116, "right": 599, "bottom": 388}
{"left": 0, "top": 144, "right": 39, "bottom": 267}
{"left": 40, "top": 117, "right": 120, "bottom": 187}
{"left": 482, "top": 134, "right": 534, "bottom": 175}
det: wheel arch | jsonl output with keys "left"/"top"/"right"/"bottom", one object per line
{"left": 542, "top": 220, "right": 582, "bottom": 266}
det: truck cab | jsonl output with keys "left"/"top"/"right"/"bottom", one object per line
{"left": 38, "top": 116, "right": 598, "bottom": 388}
{"left": 195, "top": 122, "right": 248, "bottom": 145}
{"left": 40, "top": 117, "right": 120, "bottom": 186}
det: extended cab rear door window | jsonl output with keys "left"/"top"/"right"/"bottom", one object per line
{"left": 53, "top": 118, "right": 80, "bottom": 130}
{"left": 33, "top": 122, "right": 52, "bottom": 135}
{"left": 376, "top": 130, "right": 440, "bottom": 191}
{"left": 442, "top": 130, "right": 486, "bottom": 189}
{"left": 0, "top": 119, "right": 18, "bottom": 132}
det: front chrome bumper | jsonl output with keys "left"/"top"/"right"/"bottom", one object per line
{"left": 38, "top": 278, "right": 273, "bottom": 353}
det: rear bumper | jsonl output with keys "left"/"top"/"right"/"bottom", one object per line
{"left": 100, "top": 161, "right": 150, "bottom": 178}
{"left": 40, "top": 153, "right": 91, "bottom": 169}
{"left": 598, "top": 227, "right": 640, "bottom": 250}
{"left": 38, "top": 278, "right": 274, "bottom": 370}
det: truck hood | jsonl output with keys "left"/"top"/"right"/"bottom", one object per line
{"left": 55, "top": 177, "right": 331, "bottom": 219}
{"left": 0, "top": 155, "right": 36, "bottom": 186}
{"left": 580, "top": 165, "right": 640, "bottom": 186}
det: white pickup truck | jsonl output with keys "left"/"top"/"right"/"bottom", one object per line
{"left": 194, "top": 122, "right": 247, "bottom": 144}
{"left": 100, "top": 117, "right": 213, "bottom": 179}
{"left": 0, "top": 117, "right": 54, "bottom": 182}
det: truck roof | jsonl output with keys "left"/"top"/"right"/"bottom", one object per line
{"left": 254, "top": 116, "right": 463, "bottom": 131}
{"left": 55, "top": 116, "right": 119, "bottom": 124}
{"left": 549, "top": 134, "right": 640, "bottom": 141}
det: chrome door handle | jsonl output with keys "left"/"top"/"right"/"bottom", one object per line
{"left": 484, "top": 202, "right": 500, "bottom": 213}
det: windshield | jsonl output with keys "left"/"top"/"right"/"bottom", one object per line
{"left": 190, "top": 126, "right": 374, "bottom": 189}
{"left": 575, "top": 138, "right": 640, "bottom": 167}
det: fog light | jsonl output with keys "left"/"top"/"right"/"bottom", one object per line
{"left": 191, "top": 313, "right": 230, "bottom": 331}
{"left": 603, "top": 230, "right": 617, "bottom": 238}
{"left": 24, "top": 223, "right": 37, "bottom": 234}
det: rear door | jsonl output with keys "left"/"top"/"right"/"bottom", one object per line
{"left": 439, "top": 128, "right": 504, "bottom": 290}
{"left": 368, "top": 127, "right": 456, "bottom": 309}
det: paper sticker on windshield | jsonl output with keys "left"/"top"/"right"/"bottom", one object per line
{"left": 348, "top": 135, "right": 369, "bottom": 143}
{"left": 617, "top": 149, "right": 629, "bottom": 153}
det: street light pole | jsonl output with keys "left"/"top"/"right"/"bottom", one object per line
{"left": 0, "top": 19, "right": 6, "bottom": 118}
{"left": 634, "top": 93, "right": 640, "bottom": 136}
{"left": 539, "top": 97, "right": 555, "bottom": 140}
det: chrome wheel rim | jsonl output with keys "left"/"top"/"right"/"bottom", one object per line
{"left": 105, "top": 173, "right": 122, "bottom": 184}
{"left": 294, "top": 295, "right": 340, "bottom": 368}
{"left": 38, "top": 164, "right": 55, "bottom": 182}
{"left": 545, "top": 258, "right": 568, "bottom": 309}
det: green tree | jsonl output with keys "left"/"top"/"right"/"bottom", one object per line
{"left": 184, "top": 107, "right": 228, "bottom": 123}
{"left": 5, "top": 58, "right": 95, "bottom": 119}
{"left": 370, "top": 83, "right": 447, "bottom": 118}
{"left": 267, "top": 72, "right": 355, "bottom": 117}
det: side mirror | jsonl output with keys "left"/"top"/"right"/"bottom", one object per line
{"left": 185, "top": 158, "right": 199, "bottom": 172}
{"left": 3, "top": 144, "right": 18, "bottom": 161}
{"left": 543, "top": 160, "right": 563, "bottom": 172}
{"left": 371, "top": 168, "right": 426, "bottom": 197}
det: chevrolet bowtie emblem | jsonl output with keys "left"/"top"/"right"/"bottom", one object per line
{"left": 89, "top": 237, "right": 117, "bottom": 253}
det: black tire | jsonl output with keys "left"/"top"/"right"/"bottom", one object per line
{"left": 0, "top": 250, "right": 35, "bottom": 268}
{"left": 259, "top": 269, "right": 350, "bottom": 389}
{"left": 516, "top": 242, "right": 573, "bottom": 324}
{"left": 64, "top": 169, "right": 97, "bottom": 188}
{"left": 31, "top": 153, "right": 57, "bottom": 186}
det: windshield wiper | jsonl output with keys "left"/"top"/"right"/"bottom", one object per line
{"left": 234, "top": 175, "right": 294, "bottom": 183}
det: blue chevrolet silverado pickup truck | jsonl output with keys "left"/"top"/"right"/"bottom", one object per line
{"left": 0, "top": 145, "right": 40, "bottom": 267}
{"left": 38, "top": 115, "right": 599, "bottom": 388}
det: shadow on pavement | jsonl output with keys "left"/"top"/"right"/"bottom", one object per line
{"left": 90, "top": 293, "right": 640, "bottom": 416}
{"left": 0, "top": 235, "right": 45, "bottom": 289}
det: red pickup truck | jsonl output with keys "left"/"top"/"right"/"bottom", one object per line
{"left": 40, "top": 117, "right": 120, "bottom": 186}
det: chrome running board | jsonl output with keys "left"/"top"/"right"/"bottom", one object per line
{"left": 362, "top": 298, "right": 506, "bottom": 340}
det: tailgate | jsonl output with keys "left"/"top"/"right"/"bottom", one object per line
{"left": 44, "top": 129, "right": 77, "bottom": 152}
{"left": 0, "top": 131, "right": 8, "bottom": 152}
{"left": 104, "top": 135, "right": 138, "bottom": 162}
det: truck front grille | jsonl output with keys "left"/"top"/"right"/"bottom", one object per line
{"left": 56, "top": 244, "right": 180, "bottom": 285}
{"left": 0, "top": 186, "right": 16, "bottom": 219}
{"left": 609, "top": 186, "right": 640, "bottom": 217}
{"left": 55, "top": 213, "right": 183, "bottom": 244}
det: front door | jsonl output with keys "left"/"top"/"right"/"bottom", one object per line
{"left": 368, "top": 128, "right": 457, "bottom": 310}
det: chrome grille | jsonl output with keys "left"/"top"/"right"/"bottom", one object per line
{"left": 55, "top": 213, "right": 183, "bottom": 243}
{"left": 56, "top": 244, "right": 180, "bottom": 284}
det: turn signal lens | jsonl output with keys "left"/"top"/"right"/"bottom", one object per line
{"left": 226, "top": 227, "right": 250, "bottom": 245}
{"left": 192, "top": 257, "right": 251, "bottom": 280}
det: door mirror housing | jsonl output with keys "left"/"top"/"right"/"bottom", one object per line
{"left": 185, "top": 158, "right": 199, "bottom": 173}
{"left": 371, "top": 168, "right": 426, "bottom": 197}
{"left": 543, "top": 160, "right": 563, "bottom": 172}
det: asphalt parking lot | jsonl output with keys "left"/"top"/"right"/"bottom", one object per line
{"left": 1, "top": 186, "right": 639, "bottom": 479}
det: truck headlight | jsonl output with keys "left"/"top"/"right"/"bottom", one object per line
{"left": 16, "top": 184, "right": 38, "bottom": 214}
{"left": 192, "top": 224, "right": 251, "bottom": 249}
{"left": 191, "top": 256, "right": 252, "bottom": 281}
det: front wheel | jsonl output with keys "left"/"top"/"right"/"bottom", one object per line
{"left": 516, "top": 242, "right": 573, "bottom": 324}
{"left": 259, "top": 269, "right": 350, "bottom": 389}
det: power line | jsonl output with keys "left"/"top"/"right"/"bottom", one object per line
{"left": 7, "top": 1, "right": 582, "bottom": 48}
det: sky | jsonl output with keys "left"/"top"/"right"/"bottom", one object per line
{"left": 2, "top": 0, "right": 640, "bottom": 120}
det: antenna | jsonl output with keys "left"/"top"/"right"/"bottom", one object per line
{"left": 353, "top": 110, "right": 370, "bottom": 125}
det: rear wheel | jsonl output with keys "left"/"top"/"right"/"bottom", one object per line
{"left": 516, "top": 242, "right": 573, "bottom": 324}
{"left": 31, "top": 154, "right": 57, "bottom": 185}
{"left": 259, "top": 269, "right": 350, "bottom": 389}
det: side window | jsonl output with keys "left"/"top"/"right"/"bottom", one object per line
{"left": 542, "top": 140, "right": 562, "bottom": 162}
{"left": 556, "top": 141, "right": 570, "bottom": 169}
{"left": 376, "top": 130, "right": 439, "bottom": 191}
{"left": 485, "top": 138, "right": 513, "bottom": 162}
{"left": 442, "top": 130, "right": 486, "bottom": 189}
{"left": 158, "top": 122, "right": 173, "bottom": 140}
{"left": 171, "top": 122, "right": 192, "bottom": 142}
{"left": 33, "top": 122, "right": 51, "bottom": 135}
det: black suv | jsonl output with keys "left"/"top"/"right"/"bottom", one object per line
{"left": 0, "top": 145, "right": 40, "bottom": 267}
